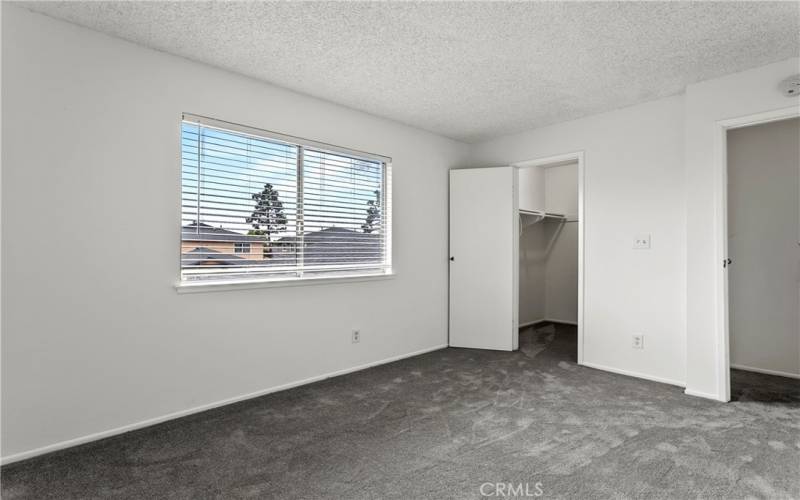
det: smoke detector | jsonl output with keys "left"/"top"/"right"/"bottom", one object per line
{"left": 778, "top": 74, "right": 800, "bottom": 97}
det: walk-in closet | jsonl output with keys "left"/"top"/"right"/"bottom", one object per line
{"left": 518, "top": 162, "right": 580, "bottom": 359}
{"left": 518, "top": 162, "right": 580, "bottom": 326}
{"left": 449, "top": 157, "right": 583, "bottom": 353}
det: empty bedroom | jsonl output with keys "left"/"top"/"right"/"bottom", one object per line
{"left": 1, "top": 1, "right": 799, "bottom": 498}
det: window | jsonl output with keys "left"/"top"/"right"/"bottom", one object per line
{"left": 233, "top": 242, "right": 250, "bottom": 254}
{"left": 180, "top": 114, "right": 392, "bottom": 285}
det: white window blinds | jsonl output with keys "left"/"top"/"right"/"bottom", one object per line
{"left": 180, "top": 114, "right": 392, "bottom": 284}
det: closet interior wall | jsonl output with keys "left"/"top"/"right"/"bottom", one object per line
{"left": 519, "top": 162, "right": 579, "bottom": 326}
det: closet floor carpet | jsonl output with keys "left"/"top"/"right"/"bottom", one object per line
{"left": 2, "top": 323, "right": 799, "bottom": 499}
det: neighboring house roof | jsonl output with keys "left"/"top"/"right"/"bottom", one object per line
{"left": 182, "top": 222, "right": 265, "bottom": 243}
{"left": 181, "top": 247, "right": 249, "bottom": 266}
{"left": 277, "top": 226, "right": 379, "bottom": 243}
{"left": 279, "top": 227, "right": 382, "bottom": 265}
{"left": 183, "top": 226, "right": 382, "bottom": 268}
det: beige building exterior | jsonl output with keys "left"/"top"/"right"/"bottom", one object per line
{"left": 180, "top": 240, "right": 265, "bottom": 260}
{"left": 181, "top": 222, "right": 268, "bottom": 262}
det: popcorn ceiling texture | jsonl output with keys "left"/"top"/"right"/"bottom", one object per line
{"left": 18, "top": 1, "right": 800, "bottom": 142}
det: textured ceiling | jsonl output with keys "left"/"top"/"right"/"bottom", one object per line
{"left": 18, "top": 1, "right": 800, "bottom": 143}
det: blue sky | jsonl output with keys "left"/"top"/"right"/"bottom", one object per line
{"left": 181, "top": 123, "right": 383, "bottom": 241}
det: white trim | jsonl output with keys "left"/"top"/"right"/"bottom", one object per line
{"left": 511, "top": 151, "right": 586, "bottom": 364}
{"left": 684, "top": 388, "right": 726, "bottom": 402}
{"left": 718, "top": 107, "right": 800, "bottom": 131}
{"left": 513, "top": 152, "right": 581, "bottom": 169}
{"left": 712, "top": 105, "right": 800, "bottom": 403}
{"left": 512, "top": 169, "right": 520, "bottom": 351}
{"left": 519, "top": 319, "right": 546, "bottom": 328}
{"left": 519, "top": 318, "right": 579, "bottom": 329}
{"left": 576, "top": 151, "right": 585, "bottom": 366}
{"left": 175, "top": 271, "right": 395, "bottom": 294}
{"left": 712, "top": 121, "right": 732, "bottom": 403}
{"left": 581, "top": 361, "right": 685, "bottom": 388}
{"left": 731, "top": 364, "right": 800, "bottom": 380}
{"left": 544, "top": 318, "right": 578, "bottom": 326}
{"left": 520, "top": 318, "right": 580, "bottom": 328}
{"left": 0, "top": 343, "right": 447, "bottom": 465}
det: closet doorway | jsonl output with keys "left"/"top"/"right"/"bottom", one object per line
{"left": 448, "top": 152, "right": 584, "bottom": 360}
{"left": 725, "top": 116, "right": 800, "bottom": 401}
{"left": 516, "top": 155, "right": 584, "bottom": 364}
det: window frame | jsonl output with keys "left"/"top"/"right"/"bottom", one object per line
{"left": 176, "top": 113, "right": 393, "bottom": 292}
{"left": 233, "top": 242, "right": 251, "bottom": 254}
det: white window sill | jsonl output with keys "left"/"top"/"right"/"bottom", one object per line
{"left": 174, "top": 272, "right": 395, "bottom": 294}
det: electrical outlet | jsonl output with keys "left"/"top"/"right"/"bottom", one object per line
{"left": 632, "top": 334, "right": 644, "bottom": 349}
{"left": 352, "top": 330, "right": 361, "bottom": 344}
{"left": 633, "top": 233, "right": 651, "bottom": 249}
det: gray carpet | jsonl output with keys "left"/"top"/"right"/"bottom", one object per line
{"left": 2, "top": 323, "right": 799, "bottom": 499}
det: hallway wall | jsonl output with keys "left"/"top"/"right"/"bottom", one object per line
{"left": 684, "top": 58, "right": 800, "bottom": 400}
{"left": 727, "top": 118, "right": 800, "bottom": 378}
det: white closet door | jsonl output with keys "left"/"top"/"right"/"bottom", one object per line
{"left": 449, "top": 167, "right": 518, "bottom": 351}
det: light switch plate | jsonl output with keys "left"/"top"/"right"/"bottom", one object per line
{"left": 633, "top": 233, "right": 651, "bottom": 249}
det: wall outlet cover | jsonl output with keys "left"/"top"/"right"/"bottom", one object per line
{"left": 632, "top": 334, "right": 644, "bottom": 349}
{"left": 633, "top": 233, "right": 651, "bottom": 249}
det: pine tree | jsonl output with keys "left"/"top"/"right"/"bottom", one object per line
{"left": 246, "top": 183, "right": 287, "bottom": 257}
{"left": 362, "top": 189, "right": 381, "bottom": 233}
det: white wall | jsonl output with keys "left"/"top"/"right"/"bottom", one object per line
{"left": 518, "top": 166, "right": 546, "bottom": 325}
{"left": 0, "top": 5, "right": 468, "bottom": 461}
{"left": 544, "top": 163, "right": 578, "bottom": 324}
{"left": 478, "top": 58, "right": 800, "bottom": 396}
{"left": 684, "top": 58, "right": 800, "bottom": 400}
{"left": 727, "top": 118, "right": 799, "bottom": 377}
{"left": 518, "top": 166, "right": 545, "bottom": 213}
{"left": 518, "top": 221, "right": 546, "bottom": 325}
{"left": 474, "top": 95, "right": 687, "bottom": 386}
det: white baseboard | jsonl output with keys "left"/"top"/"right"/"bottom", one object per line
{"left": 580, "top": 361, "right": 685, "bottom": 388}
{"left": 519, "top": 318, "right": 578, "bottom": 328}
{"left": 684, "top": 388, "right": 727, "bottom": 402}
{"left": 731, "top": 364, "right": 800, "bottom": 380}
{"left": 1, "top": 344, "right": 448, "bottom": 466}
{"left": 519, "top": 319, "right": 546, "bottom": 328}
{"left": 544, "top": 318, "right": 578, "bottom": 326}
